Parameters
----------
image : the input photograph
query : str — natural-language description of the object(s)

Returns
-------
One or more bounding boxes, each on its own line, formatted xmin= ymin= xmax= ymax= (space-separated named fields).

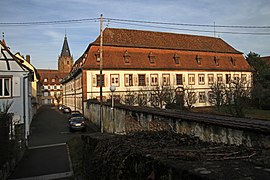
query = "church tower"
xmin=58 ymin=34 xmax=73 ymax=72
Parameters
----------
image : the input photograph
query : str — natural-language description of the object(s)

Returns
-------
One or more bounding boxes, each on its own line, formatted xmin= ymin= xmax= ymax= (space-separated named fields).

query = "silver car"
xmin=69 ymin=117 xmax=87 ymax=132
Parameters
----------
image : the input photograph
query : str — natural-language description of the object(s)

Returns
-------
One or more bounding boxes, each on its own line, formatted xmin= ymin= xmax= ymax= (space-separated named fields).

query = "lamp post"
xmin=110 ymin=85 xmax=116 ymax=133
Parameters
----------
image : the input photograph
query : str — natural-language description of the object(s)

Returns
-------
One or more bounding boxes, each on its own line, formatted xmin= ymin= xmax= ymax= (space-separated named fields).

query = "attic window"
xmin=95 ymin=50 xmax=100 ymax=62
xmin=230 ymin=57 xmax=236 ymax=66
xmin=214 ymin=56 xmax=220 ymax=66
xmin=123 ymin=50 xmax=130 ymax=63
xmin=196 ymin=55 xmax=202 ymax=65
xmin=148 ymin=52 xmax=155 ymax=64
xmin=173 ymin=53 xmax=180 ymax=64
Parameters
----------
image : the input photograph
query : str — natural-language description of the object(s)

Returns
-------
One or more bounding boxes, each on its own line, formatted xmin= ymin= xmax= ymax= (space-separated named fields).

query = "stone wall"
xmin=84 ymin=101 xmax=270 ymax=148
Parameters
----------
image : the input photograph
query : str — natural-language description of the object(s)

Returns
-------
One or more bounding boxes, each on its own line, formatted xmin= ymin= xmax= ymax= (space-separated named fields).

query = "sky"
xmin=0 ymin=0 xmax=270 ymax=69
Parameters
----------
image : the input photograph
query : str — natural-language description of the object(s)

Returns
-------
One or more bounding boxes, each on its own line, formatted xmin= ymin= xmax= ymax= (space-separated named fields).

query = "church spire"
xmin=60 ymin=33 xmax=71 ymax=57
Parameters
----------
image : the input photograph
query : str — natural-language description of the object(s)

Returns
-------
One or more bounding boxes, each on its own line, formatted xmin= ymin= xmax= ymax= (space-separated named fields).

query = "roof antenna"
xmin=65 ymin=29 xmax=67 ymax=38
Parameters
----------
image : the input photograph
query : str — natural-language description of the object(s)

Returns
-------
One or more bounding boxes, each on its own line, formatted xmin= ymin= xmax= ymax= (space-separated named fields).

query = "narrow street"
xmin=8 ymin=106 xmax=92 ymax=180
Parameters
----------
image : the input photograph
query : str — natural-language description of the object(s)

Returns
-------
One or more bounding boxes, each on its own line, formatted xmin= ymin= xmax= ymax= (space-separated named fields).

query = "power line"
xmin=0 ymin=18 xmax=99 ymax=26
xmin=105 ymin=18 xmax=270 ymax=29
xmin=109 ymin=21 xmax=270 ymax=35
xmin=1 ymin=17 xmax=270 ymax=35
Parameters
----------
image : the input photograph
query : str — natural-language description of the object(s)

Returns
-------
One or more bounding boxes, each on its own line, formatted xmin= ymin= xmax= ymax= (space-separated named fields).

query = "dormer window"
xmin=95 ymin=50 xmax=100 ymax=62
xmin=148 ymin=52 xmax=155 ymax=64
xmin=230 ymin=57 xmax=236 ymax=66
xmin=123 ymin=50 xmax=130 ymax=63
xmin=214 ymin=56 xmax=220 ymax=66
xmin=173 ymin=53 xmax=180 ymax=64
xmin=196 ymin=55 xmax=202 ymax=65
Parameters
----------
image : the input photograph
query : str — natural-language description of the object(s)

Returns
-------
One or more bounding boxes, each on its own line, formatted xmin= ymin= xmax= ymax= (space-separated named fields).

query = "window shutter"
xmin=133 ymin=74 xmax=138 ymax=86
xmin=13 ymin=76 xmax=20 ymax=96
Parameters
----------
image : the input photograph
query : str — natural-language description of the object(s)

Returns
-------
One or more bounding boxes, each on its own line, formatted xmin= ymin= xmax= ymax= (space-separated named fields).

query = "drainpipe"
xmin=23 ymin=72 xmax=33 ymax=147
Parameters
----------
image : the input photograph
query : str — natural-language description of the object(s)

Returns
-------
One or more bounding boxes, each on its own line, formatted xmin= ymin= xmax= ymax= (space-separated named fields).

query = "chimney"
xmin=26 ymin=55 xmax=30 ymax=63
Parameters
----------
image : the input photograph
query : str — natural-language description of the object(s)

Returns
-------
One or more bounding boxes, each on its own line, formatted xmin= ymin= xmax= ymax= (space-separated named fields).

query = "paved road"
xmin=8 ymin=106 xmax=91 ymax=180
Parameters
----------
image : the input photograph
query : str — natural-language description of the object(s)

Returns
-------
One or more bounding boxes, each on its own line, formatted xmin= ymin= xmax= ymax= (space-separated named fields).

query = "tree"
xmin=184 ymin=86 xmax=197 ymax=109
xmin=124 ymin=89 xmax=136 ymax=106
xmin=209 ymin=81 xmax=225 ymax=111
xmin=246 ymin=52 xmax=270 ymax=109
xmin=148 ymin=85 xmax=176 ymax=108
xmin=54 ymin=92 xmax=63 ymax=105
xmin=224 ymin=78 xmax=251 ymax=117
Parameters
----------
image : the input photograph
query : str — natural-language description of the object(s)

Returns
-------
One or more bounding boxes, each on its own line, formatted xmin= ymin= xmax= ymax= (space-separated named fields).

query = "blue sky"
xmin=1 ymin=0 xmax=270 ymax=69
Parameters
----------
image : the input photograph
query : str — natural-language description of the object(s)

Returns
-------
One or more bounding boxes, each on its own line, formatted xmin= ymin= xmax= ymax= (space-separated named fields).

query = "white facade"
xmin=0 ymin=41 xmax=32 ymax=139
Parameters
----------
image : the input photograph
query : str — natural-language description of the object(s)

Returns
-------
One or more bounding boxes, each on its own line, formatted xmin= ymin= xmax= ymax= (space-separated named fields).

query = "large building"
xmin=61 ymin=28 xmax=253 ymax=112
xmin=38 ymin=34 xmax=73 ymax=105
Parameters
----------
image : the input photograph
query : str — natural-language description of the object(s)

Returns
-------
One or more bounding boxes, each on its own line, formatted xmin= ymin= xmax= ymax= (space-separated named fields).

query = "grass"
xmin=67 ymin=136 xmax=85 ymax=179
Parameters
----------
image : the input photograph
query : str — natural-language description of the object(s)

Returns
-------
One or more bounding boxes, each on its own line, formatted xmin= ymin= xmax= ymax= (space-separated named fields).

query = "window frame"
xmin=110 ymin=74 xmax=120 ymax=87
xmin=96 ymin=74 xmax=105 ymax=87
xmin=138 ymin=74 xmax=146 ymax=86
xmin=199 ymin=91 xmax=206 ymax=103
xmin=208 ymin=74 xmax=214 ymax=85
xmin=176 ymin=74 xmax=183 ymax=85
xmin=198 ymin=74 xmax=205 ymax=85
xmin=217 ymin=74 xmax=223 ymax=84
xmin=188 ymin=74 xmax=195 ymax=85
xmin=150 ymin=74 xmax=159 ymax=86
xmin=0 ymin=77 xmax=12 ymax=98
xmin=162 ymin=74 xmax=170 ymax=86
xmin=124 ymin=74 xmax=133 ymax=87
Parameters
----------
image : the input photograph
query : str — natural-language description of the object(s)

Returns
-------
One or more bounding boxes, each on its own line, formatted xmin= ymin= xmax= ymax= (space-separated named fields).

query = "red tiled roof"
xmin=92 ymin=28 xmax=242 ymax=54
xmin=81 ymin=46 xmax=252 ymax=71
xmin=261 ymin=56 xmax=270 ymax=66
xmin=37 ymin=69 xmax=69 ymax=85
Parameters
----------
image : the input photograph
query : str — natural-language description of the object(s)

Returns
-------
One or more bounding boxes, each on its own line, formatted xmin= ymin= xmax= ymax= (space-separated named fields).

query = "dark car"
xmin=68 ymin=111 xmax=83 ymax=119
xmin=69 ymin=117 xmax=87 ymax=132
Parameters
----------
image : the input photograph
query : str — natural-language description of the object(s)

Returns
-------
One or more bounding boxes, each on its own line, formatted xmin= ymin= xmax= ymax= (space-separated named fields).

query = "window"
xmin=150 ymin=74 xmax=158 ymax=86
xmin=123 ymin=50 xmax=130 ymax=63
xmin=67 ymin=61 xmax=69 ymax=65
xmin=148 ymin=52 xmax=155 ymax=64
xmin=162 ymin=74 xmax=170 ymax=85
xmin=217 ymin=74 xmax=223 ymax=84
xmin=96 ymin=74 xmax=105 ymax=87
xmin=176 ymin=74 xmax=183 ymax=85
xmin=208 ymin=74 xmax=214 ymax=85
xmin=54 ymin=86 xmax=57 ymax=89
xmin=241 ymin=74 xmax=247 ymax=83
xmin=225 ymin=74 xmax=231 ymax=84
xmin=188 ymin=74 xmax=195 ymax=85
xmin=214 ymin=56 xmax=220 ymax=66
xmin=0 ymin=77 xmax=11 ymax=97
xmin=52 ymin=78 xmax=55 ymax=83
xmin=196 ymin=55 xmax=202 ymax=65
xmin=124 ymin=74 xmax=133 ymax=86
xmin=95 ymin=50 xmax=100 ymax=62
xmin=199 ymin=92 xmax=206 ymax=103
xmin=233 ymin=74 xmax=240 ymax=81
xmin=44 ymin=78 xmax=48 ymax=82
xmin=138 ymin=74 xmax=146 ymax=86
xmin=111 ymin=74 xmax=119 ymax=87
xmin=173 ymin=53 xmax=180 ymax=64
xmin=230 ymin=57 xmax=236 ymax=66
xmin=48 ymin=86 xmax=50 ymax=90
xmin=198 ymin=74 xmax=205 ymax=85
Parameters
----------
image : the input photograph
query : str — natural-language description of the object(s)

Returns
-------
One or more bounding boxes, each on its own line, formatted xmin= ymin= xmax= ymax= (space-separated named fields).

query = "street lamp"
xmin=110 ymin=85 xmax=116 ymax=109
xmin=110 ymin=85 xmax=116 ymax=133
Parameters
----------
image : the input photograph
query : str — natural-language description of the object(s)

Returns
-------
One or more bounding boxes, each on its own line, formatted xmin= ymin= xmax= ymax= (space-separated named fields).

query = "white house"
xmin=0 ymin=40 xmax=33 ymax=141
xmin=61 ymin=28 xmax=253 ymax=113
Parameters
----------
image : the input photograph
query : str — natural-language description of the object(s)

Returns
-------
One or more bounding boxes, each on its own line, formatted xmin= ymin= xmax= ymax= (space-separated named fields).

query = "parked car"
xmin=58 ymin=104 xmax=64 ymax=111
xmin=62 ymin=106 xmax=71 ymax=113
xmin=69 ymin=117 xmax=87 ymax=132
xmin=68 ymin=111 xmax=83 ymax=120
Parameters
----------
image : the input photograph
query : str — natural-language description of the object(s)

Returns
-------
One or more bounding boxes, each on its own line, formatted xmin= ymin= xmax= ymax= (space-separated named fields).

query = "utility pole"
xmin=99 ymin=14 xmax=104 ymax=133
